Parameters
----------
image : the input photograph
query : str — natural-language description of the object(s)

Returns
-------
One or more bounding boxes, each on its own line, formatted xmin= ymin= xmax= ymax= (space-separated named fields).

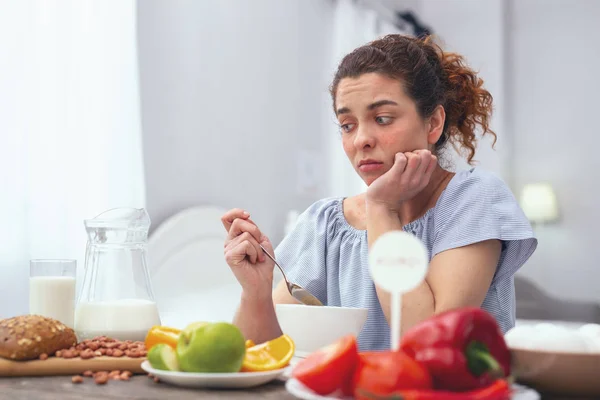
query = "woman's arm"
xmin=232 ymin=280 xmax=298 ymax=344
xmin=366 ymin=202 xmax=501 ymax=335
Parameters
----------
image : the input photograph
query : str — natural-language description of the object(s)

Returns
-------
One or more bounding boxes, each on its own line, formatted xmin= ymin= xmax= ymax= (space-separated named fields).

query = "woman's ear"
xmin=427 ymin=105 xmax=445 ymax=145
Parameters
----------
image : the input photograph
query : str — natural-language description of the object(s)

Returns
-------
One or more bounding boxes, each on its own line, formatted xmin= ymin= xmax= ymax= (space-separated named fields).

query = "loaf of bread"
xmin=0 ymin=315 xmax=77 ymax=361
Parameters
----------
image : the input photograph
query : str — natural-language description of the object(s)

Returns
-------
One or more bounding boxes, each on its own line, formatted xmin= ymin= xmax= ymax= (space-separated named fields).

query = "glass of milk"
xmin=29 ymin=259 xmax=77 ymax=328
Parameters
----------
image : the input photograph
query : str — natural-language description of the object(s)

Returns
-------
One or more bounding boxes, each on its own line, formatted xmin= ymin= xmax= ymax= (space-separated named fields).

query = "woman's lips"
xmin=358 ymin=162 xmax=384 ymax=172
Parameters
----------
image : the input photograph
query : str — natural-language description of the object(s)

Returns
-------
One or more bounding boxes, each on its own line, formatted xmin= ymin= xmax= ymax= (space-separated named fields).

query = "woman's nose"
xmin=353 ymin=125 xmax=375 ymax=149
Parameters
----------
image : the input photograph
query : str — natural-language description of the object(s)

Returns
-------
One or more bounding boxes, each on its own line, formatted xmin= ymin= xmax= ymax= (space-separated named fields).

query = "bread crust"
xmin=0 ymin=315 xmax=77 ymax=361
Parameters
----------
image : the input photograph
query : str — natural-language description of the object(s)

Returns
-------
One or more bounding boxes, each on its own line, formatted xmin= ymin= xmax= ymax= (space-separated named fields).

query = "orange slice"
xmin=144 ymin=325 xmax=181 ymax=351
xmin=245 ymin=339 xmax=256 ymax=348
xmin=241 ymin=334 xmax=295 ymax=372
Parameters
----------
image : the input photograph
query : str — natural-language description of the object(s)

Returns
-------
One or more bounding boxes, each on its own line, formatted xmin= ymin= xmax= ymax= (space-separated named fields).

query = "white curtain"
xmin=0 ymin=0 xmax=145 ymax=318
xmin=326 ymin=0 xmax=411 ymax=198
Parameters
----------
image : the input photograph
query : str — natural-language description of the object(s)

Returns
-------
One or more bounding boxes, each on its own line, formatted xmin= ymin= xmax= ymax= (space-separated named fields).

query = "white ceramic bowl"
xmin=275 ymin=304 xmax=368 ymax=358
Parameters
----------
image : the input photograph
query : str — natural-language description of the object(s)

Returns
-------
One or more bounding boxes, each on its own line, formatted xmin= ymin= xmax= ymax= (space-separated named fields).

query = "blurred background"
xmin=1 ymin=0 xmax=598 ymax=323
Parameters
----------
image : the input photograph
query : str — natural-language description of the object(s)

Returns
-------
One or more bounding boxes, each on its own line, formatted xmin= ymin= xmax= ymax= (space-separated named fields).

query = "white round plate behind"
xmin=141 ymin=360 xmax=288 ymax=389
xmin=285 ymin=378 xmax=541 ymax=400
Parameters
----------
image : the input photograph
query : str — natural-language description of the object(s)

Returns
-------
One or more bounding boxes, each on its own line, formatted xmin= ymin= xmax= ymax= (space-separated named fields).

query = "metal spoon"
xmin=259 ymin=244 xmax=323 ymax=306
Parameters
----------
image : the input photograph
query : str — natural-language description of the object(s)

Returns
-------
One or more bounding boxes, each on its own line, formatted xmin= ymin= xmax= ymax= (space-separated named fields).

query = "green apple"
xmin=181 ymin=321 xmax=209 ymax=336
xmin=147 ymin=343 xmax=179 ymax=371
xmin=176 ymin=322 xmax=246 ymax=373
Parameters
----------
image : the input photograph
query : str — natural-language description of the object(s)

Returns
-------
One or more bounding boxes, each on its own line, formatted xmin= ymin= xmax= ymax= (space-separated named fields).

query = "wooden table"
xmin=0 ymin=375 xmax=594 ymax=400
xmin=0 ymin=375 xmax=296 ymax=399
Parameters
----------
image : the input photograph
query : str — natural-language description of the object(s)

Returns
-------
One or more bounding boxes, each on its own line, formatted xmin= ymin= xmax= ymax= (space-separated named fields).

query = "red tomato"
xmin=292 ymin=335 xmax=359 ymax=395
xmin=353 ymin=351 xmax=433 ymax=399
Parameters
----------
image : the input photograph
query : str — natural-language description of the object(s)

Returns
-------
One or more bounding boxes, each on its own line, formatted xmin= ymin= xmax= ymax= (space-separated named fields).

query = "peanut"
xmin=83 ymin=370 xmax=94 ymax=377
xmin=118 ymin=343 xmax=127 ymax=351
xmin=80 ymin=350 xmax=94 ymax=360
xmin=55 ymin=350 xmax=62 ymax=358
xmin=129 ymin=350 xmax=140 ymax=358
xmin=94 ymin=373 xmax=108 ymax=385
xmin=39 ymin=353 xmax=48 ymax=361
xmin=106 ymin=349 xmax=114 ymax=356
xmin=62 ymin=350 xmax=74 ymax=359
xmin=72 ymin=375 xmax=84 ymax=384
xmin=119 ymin=372 xmax=130 ymax=381
xmin=112 ymin=349 xmax=124 ymax=357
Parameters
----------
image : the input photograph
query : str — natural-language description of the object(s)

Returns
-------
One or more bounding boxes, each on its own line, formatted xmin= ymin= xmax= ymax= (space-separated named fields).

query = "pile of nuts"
xmin=54 ymin=336 xmax=147 ymax=360
xmin=46 ymin=336 xmax=150 ymax=385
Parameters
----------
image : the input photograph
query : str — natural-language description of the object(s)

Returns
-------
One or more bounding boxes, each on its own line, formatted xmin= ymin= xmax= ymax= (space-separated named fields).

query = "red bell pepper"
xmin=399 ymin=307 xmax=510 ymax=391
xmin=356 ymin=379 xmax=511 ymax=400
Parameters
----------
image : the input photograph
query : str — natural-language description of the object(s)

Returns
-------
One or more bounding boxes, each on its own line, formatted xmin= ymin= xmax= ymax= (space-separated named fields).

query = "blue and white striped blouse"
xmin=274 ymin=168 xmax=537 ymax=351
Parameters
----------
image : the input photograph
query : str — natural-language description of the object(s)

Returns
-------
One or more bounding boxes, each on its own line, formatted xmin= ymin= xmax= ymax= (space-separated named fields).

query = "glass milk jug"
xmin=74 ymin=208 xmax=160 ymax=341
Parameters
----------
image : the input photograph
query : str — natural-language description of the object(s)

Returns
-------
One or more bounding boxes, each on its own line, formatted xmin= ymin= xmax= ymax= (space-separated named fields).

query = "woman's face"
xmin=335 ymin=73 xmax=443 ymax=186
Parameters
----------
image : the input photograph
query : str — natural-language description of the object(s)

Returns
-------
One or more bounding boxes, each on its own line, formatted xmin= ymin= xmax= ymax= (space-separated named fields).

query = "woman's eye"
xmin=340 ymin=123 xmax=355 ymax=133
xmin=375 ymin=116 xmax=393 ymax=125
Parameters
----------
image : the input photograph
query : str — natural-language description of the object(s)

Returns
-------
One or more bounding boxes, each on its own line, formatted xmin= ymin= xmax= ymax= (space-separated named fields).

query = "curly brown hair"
xmin=330 ymin=34 xmax=496 ymax=164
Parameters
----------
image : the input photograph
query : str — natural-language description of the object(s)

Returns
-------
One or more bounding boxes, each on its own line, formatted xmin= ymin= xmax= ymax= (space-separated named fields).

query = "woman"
xmin=221 ymin=34 xmax=537 ymax=351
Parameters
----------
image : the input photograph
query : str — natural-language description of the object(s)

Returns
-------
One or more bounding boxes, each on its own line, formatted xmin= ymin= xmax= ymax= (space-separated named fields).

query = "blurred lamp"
xmin=519 ymin=183 xmax=559 ymax=224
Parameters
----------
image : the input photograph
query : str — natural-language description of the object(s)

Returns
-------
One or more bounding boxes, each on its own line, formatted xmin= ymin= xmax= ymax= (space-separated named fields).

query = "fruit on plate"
xmin=176 ymin=322 xmax=246 ymax=373
xmin=292 ymin=334 xmax=359 ymax=395
xmin=352 ymin=351 xmax=432 ymax=398
xmin=241 ymin=334 xmax=295 ymax=372
xmin=147 ymin=343 xmax=180 ymax=371
xmin=144 ymin=325 xmax=182 ymax=351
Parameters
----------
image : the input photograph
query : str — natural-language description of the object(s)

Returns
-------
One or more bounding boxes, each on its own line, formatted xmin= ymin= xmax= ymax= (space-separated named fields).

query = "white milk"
xmin=74 ymin=298 xmax=161 ymax=341
xmin=29 ymin=276 xmax=76 ymax=328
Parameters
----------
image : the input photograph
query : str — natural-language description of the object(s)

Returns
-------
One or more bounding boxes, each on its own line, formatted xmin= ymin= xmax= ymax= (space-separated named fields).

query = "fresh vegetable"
xmin=292 ymin=334 xmax=359 ymax=395
xmin=356 ymin=378 xmax=511 ymax=400
xmin=400 ymin=307 xmax=510 ymax=391
xmin=241 ymin=334 xmax=295 ymax=372
xmin=144 ymin=325 xmax=181 ymax=350
xmin=352 ymin=351 xmax=432 ymax=398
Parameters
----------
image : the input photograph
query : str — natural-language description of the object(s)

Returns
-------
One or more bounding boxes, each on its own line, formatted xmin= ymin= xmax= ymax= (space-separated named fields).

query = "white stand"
xmin=391 ymin=292 xmax=401 ymax=351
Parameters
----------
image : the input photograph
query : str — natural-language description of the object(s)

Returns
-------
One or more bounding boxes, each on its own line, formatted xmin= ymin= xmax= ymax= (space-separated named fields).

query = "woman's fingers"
xmin=401 ymin=151 xmax=421 ymax=185
xmin=225 ymin=231 xmax=264 ymax=263
xmin=412 ymin=150 xmax=431 ymax=176
xmin=225 ymin=239 xmax=259 ymax=266
xmin=221 ymin=208 xmax=250 ymax=231
xmin=227 ymin=217 xmax=263 ymax=242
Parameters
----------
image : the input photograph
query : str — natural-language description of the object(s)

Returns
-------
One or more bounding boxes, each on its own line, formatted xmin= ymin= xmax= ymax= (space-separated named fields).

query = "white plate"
xmin=141 ymin=360 xmax=289 ymax=389
xmin=285 ymin=378 xmax=541 ymax=400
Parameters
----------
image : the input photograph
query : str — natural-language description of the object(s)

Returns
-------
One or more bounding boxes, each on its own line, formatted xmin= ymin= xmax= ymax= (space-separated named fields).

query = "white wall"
xmin=508 ymin=0 xmax=600 ymax=302
xmin=137 ymin=0 xmax=335 ymax=244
